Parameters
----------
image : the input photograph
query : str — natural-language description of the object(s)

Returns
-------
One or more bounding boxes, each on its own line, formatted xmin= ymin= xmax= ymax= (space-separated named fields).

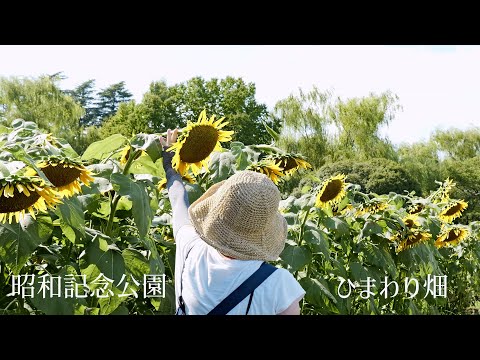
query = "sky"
xmin=0 ymin=45 xmax=479 ymax=146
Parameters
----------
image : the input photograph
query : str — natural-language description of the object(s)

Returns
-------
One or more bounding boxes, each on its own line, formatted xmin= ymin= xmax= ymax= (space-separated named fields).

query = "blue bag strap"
xmin=208 ymin=262 xmax=277 ymax=315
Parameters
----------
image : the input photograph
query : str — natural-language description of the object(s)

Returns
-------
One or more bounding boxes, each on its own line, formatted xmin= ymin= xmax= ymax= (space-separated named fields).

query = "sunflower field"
xmin=1 ymin=112 xmax=479 ymax=315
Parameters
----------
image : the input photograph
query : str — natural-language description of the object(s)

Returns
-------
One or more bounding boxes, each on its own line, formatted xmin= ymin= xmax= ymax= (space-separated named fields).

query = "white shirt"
xmin=174 ymin=224 xmax=306 ymax=315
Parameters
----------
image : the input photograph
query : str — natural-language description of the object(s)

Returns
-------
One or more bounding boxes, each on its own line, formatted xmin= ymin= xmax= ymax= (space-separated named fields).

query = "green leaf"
xmin=208 ymin=151 xmax=236 ymax=182
xmin=359 ymin=221 xmax=383 ymax=239
xmin=263 ymin=121 xmax=280 ymax=142
xmin=142 ymin=236 xmax=165 ymax=275
xmin=56 ymin=197 xmax=85 ymax=242
xmin=279 ymin=244 xmax=312 ymax=272
xmin=283 ymin=212 xmax=297 ymax=226
xmin=0 ymin=162 xmax=10 ymax=177
xmin=350 ymin=262 xmax=368 ymax=283
xmin=303 ymin=228 xmax=330 ymax=258
xmin=300 ymin=277 xmax=337 ymax=306
xmin=185 ymin=183 xmax=204 ymax=204
xmin=82 ymin=236 xmax=126 ymax=285
xmin=123 ymin=249 xmax=151 ymax=280
xmin=323 ymin=217 xmax=349 ymax=237
xmin=155 ymin=283 xmax=176 ymax=314
xmin=362 ymin=242 xmax=397 ymax=278
xmin=81 ymin=134 xmax=127 ymax=161
xmin=130 ymin=133 xmax=163 ymax=163
xmin=129 ymin=154 xmax=165 ymax=178
xmin=4 ymin=144 xmax=52 ymax=185
xmin=111 ymin=173 xmax=153 ymax=239
xmin=98 ymin=285 xmax=128 ymax=315
xmin=29 ymin=266 xmax=84 ymax=315
xmin=0 ymin=215 xmax=53 ymax=274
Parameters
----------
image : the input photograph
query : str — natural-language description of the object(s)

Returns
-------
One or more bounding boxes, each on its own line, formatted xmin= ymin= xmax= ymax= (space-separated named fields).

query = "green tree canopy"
xmin=0 ymin=74 xmax=84 ymax=150
xmin=304 ymin=158 xmax=421 ymax=196
xmin=64 ymin=79 xmax=97 ymax=127
xmin=397 ymin=141 xmax=442 ymax=195
xmin=100 ymin=76 xmax=276 ymax=145
xmin=329 ymin=90 xmax=400 ymax=161
xmin=95 ymin=81 xmax=133 ymax=125
xmin=442 ymin=156 xmax=480 ymax=223
xmin=273 ymin=86 xmax=332 ymax=168
xmin=432 ymin=127 xmax=480 ymax=161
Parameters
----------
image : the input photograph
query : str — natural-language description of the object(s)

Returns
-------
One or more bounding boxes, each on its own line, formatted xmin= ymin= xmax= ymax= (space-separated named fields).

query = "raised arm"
xmin=160 ymin=129 xmax=191 ymax=238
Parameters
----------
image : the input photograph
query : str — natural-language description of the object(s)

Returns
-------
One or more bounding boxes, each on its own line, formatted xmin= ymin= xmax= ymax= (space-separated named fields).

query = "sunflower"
xmin=315 ymin=174 xmax=347 ymax=208
xmin=266 ymin=153 xmax=312 ymax=176
xmin=438 ymin=200 xmax=468 ymax=223
xmin=432 ymin=178 xmax=456 ymax=203
xmin=120 ymin=145 xmax=131 ymax=166
xmin=246 ymin=160 xmax=285 ymax=185
xmin=166 ymin=110 xmax=234 ymax=176
xmin=25 ymin=156 xmax=94 ymax=198
xmin=157 ymin=173 xmax=196 ymax=191
xmin=396 ymin=230 xmax=432 ymax=252
xmin=0 ymin=176 xmax=62 ymax=224
xmin=119 ymin=145 xmax=143 ymax=166
xmin=435 ymin=226 xmax=469 ymax=248
xmin=402 ymin=214 xmax=420 ymax=229
xmin=407 ymin=203 xmax=424 ymax=215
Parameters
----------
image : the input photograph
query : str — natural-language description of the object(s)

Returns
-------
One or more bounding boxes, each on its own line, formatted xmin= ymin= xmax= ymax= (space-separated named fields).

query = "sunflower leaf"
xmin=303 ymin=228 xmax=330 ymax=259
xmin=130 ymin=133 xmax=163 ymax=163
xmin=300 ymin=277 xmax=338 ymax=306
xmin=262 ymin=122 xmax=280 ymax=142
xmin=279 ymin=244 xmax=312 ymax=272
xmin=111 ymin=173 xmax=153 ymax=239
xmin=56 ymin=197 xmax=86 ymax=242
xmin=208 ymin=151 xmax=236 ymax=182
xmin=81 ymin=134 xmax=127 ymax=161
xmin=3 ymin=144 xmax=52 ymax=185
xmin=81 ymin=236 xmax=126 ymax=285
xmin=0 ymin=214 xmax=53 ymax=274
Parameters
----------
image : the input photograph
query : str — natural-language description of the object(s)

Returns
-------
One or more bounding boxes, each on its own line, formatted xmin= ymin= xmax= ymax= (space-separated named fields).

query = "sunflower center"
xmin=319 ymin=179 xmax=343 ymax=203
xmin=42 ymin=164 xmax=81 ymax=187
xmin=444 ymin=203 xmax=463 ymax=216
xmin=284 ymin=158 xmax=298 ymax=172
xmin=179 ymin=125 xmax=219 ymax=163
xmin=405 ymin=219 xmax=415 ymax=228
xmin=445 ymin=230 xmax=461 ymax=242
xmin=406 ymin=232 xmax=424 ymax=246
xmin=409 ymin=204 xmax=423 ymax=214
xmin=0 ymin=186 xmax=41 ymax=213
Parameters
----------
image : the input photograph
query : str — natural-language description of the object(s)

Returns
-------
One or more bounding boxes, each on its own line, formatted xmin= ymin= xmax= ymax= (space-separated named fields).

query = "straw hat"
xmin=188 ymin=170 xmax=287 ymax=261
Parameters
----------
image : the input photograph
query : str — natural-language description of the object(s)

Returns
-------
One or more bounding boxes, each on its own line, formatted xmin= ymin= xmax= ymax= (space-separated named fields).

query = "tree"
xmin=100 ymin=101 xmax=148 ymax=139
xmin=272 ymin=86 xmax=333 ymax=168
xmin=116 ymin=76 xmax=276 ymax=145
xmin=442 ymin=156 xmax=480 ymax=223
xmin=140 ymin=80 xmax=185 ymax=132
xmin=0 ymin=74 xmax=84 ymax=150
xmin=301 ymin=158 xmax=421 ymax=196
xmin=329 ymin=91 xmax=400 ymax=161
xmin=64 ymin=79 xmax=97 ymax=127
xmin=432 ymin=127 xmax=480 ymax=161
xmin=177 ymin=76 xmax=276 ymax=145
xmin=95 ymin=81 xmax=132 ymax=125
xmin=397 ymin=141 xmax=442 ymax=196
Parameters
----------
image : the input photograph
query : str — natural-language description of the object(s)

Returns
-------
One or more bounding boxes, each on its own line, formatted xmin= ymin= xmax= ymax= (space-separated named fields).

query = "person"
xmin=159 ymin=129 xmax=305 ymax=315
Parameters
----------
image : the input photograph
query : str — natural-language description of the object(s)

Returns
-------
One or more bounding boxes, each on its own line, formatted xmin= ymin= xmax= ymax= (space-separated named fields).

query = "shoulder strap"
xmin=208 ymin=262 xmax=277 ymax=315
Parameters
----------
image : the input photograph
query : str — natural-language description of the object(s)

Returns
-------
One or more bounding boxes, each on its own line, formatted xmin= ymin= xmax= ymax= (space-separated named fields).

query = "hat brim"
xmin=188 ymin=180 xmax=287 ymax=261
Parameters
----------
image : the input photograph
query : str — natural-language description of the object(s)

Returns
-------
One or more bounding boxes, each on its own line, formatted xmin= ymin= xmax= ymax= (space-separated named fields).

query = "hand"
xmin=159 ymin=128 xmax=179 ymax=150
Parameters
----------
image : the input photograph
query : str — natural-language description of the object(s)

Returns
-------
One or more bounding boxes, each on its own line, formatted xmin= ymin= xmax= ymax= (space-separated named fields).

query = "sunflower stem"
xmin=298 ymin=207 xmax=311 ymax=246
xmin=105 ymin=150 xmax=139 ymax=237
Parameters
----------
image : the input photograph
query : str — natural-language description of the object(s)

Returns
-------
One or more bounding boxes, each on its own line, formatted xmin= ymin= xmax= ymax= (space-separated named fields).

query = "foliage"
xmin=0 ymin=75 xmax=84 ymax=152
xmin=302 ymin=158 xmax=421 ymax=196
xmin=100 ymin=76 xmax=278 ymax=146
